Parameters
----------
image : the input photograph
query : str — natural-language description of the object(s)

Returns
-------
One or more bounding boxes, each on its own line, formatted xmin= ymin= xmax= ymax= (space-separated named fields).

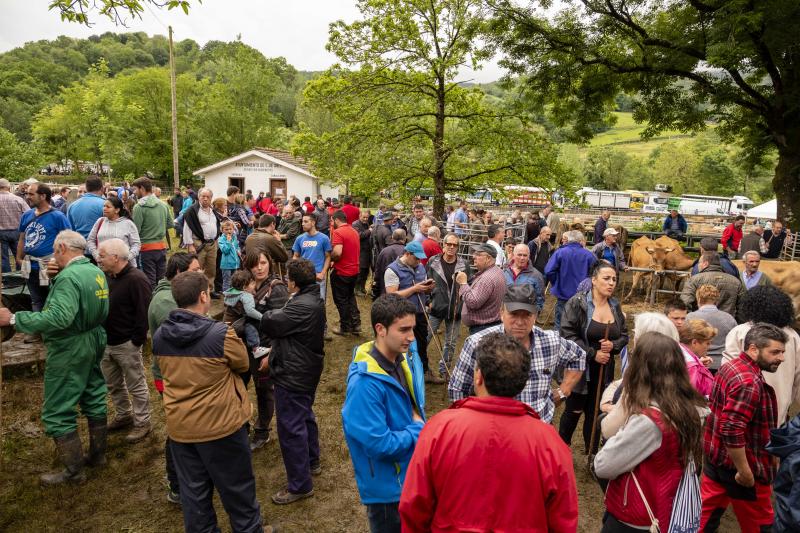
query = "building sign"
xmin=234 ymin=161 xmax=277 ymax=171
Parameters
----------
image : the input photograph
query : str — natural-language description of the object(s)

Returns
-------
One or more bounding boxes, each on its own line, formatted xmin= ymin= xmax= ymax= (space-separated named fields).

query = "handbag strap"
xmin=630 ymin=471 xmax=660 ymax=532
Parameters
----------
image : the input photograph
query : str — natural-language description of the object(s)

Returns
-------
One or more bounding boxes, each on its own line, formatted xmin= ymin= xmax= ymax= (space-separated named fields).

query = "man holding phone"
xmin=385 ymin=241 xmax=442 ymax=383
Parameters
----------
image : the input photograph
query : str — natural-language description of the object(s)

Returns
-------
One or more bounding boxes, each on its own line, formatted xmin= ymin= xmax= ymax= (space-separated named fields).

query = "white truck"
xmin=578 ymin=188 xmax=632 ymax=209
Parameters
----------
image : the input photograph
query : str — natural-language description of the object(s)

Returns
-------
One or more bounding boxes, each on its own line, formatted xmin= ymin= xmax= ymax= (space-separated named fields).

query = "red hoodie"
xmin=400 ymin=396 xmax=578 ymax=532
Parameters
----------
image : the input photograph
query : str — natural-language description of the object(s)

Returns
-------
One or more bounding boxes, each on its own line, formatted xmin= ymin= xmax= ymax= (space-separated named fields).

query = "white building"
xmin=193 ymin=148 xmax=339 ymax=201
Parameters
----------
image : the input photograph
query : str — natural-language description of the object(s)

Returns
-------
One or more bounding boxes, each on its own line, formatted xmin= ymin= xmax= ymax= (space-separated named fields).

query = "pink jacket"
xmin=681 ymin=344 xmax=714 ymax=397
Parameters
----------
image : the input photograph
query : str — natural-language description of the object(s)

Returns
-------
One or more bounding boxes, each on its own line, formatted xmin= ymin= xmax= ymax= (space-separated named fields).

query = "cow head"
xmin=645 ymin=245 xmax=675 ymax=271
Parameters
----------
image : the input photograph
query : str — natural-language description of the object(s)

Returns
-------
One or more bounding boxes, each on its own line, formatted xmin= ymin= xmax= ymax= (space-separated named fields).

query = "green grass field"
xmin=583 ymin=112 xmax=693 ymax=158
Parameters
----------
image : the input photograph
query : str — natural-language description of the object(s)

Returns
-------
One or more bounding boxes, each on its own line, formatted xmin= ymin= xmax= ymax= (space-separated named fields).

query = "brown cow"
xmin=732 ymin=259 xmax=800 ymax=319
xmin=625 ymin=235 xmax=694 ymax=301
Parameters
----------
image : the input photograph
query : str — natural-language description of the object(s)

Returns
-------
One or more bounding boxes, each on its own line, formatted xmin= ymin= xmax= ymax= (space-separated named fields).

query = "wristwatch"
xmin=9 ymin=313 xmax=15 ymax=326
xmin=556 ymin=388 xmax=567 ymax=401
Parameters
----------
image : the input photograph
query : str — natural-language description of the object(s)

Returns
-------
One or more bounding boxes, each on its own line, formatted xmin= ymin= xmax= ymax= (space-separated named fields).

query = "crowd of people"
xmin=0 ymin=176 xmax=799 ymax=533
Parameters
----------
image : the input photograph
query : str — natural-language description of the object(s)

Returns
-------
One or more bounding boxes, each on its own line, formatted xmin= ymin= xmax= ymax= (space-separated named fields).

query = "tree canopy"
xmin=490 ymin=0 xmax=800 ymax=226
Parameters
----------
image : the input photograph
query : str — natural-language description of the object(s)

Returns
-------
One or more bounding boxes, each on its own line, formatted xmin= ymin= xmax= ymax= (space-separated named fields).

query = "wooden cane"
xmin=587 ymin=320 xmax=611 ymax=458
xmin=0 ymin=272 xmax=4 ymax=470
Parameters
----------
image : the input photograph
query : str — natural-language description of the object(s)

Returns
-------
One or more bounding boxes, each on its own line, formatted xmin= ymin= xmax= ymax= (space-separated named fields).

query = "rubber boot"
xmin=40 ymin=431 xmax=87 ymax=485
xmin=85 ymin=417 xmax=107 ymax=468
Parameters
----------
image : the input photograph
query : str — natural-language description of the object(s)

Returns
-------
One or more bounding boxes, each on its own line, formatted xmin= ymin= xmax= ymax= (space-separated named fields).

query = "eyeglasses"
xmin=444 ymin=242 xmax=458 ymax=247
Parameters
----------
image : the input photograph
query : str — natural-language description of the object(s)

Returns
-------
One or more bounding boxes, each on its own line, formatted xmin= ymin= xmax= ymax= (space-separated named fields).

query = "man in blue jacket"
xmin=663 ymin=209 xmax=688 ymax=239
xmin=342 ymin=294 xmax=426 ymax=533
xmin=67 ymin=176 xmax=105 ymax=239
xmin=544 ymin=230 xmax=596 ymax=331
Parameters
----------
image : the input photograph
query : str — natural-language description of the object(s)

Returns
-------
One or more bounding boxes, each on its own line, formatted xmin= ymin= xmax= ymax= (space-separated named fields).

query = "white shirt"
xmin=488 ymin=239 xmax=506 ymax=267
xmin=183 ymin=206 xmax=218 ymax=245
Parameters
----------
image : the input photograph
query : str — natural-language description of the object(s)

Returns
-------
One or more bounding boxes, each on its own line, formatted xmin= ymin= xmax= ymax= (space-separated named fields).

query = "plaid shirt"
xmin=459 ymin=265 xmax=507 ymax=326
xmin=447 ymin=325 xmax=586 ymax=423
xmin=703 ymin=352 xmax=778 ymax=484
xmin=0 ymin=191 xmax=30 ymax=230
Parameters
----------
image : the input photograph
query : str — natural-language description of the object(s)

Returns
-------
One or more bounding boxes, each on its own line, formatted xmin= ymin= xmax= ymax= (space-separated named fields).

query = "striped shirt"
xmin=459 ymin=265 xmax=506 ymax=326
xmin=448 ymin=325 xmax=586 ymax=423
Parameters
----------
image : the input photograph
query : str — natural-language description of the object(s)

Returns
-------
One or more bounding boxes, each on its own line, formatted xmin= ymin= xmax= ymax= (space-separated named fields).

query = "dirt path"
xmin=0 ymin=291 xmax=740 ymax=532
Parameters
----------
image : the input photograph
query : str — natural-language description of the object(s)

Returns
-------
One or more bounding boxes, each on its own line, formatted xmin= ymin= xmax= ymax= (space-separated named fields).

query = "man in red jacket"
xmin=340 ymin=195 xmax=361 ymax=225
xmin=721 ymin=215 xmax=746 ymax=259
xmin=399 ymin=332 xmax=578 ymax=532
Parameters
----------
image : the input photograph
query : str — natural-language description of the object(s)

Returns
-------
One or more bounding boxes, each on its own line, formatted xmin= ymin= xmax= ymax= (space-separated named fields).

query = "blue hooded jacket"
xmin=342 ymin=340 xmax=426 ymax=504
xmin=662 ymin=213 xmax=688 ymax=233
xmin=767 ymin=414 xmax=800 ymax=532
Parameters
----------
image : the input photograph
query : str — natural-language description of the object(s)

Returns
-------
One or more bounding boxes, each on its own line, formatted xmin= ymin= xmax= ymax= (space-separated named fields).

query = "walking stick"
xmin=416 ymin=291 xmax=445 ymax=367
xmin=587 ymin=320 xmax=611 ymax=461
xmin=0 ymin=273 xmax=4 ymax=470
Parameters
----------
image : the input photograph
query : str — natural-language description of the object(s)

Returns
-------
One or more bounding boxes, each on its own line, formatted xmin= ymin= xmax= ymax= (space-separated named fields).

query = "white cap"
xmin=603 ymin=228 xmax=619 ymax=237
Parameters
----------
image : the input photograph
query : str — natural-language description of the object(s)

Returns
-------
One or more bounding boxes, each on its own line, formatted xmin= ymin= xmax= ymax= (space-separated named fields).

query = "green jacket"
xmin=147 ymin=277 xmax=176 ymax=382
xmin=16 ymin=256 xmax=109 ymax=354
xmin=133 ymin=195 xmax=173 ymax=245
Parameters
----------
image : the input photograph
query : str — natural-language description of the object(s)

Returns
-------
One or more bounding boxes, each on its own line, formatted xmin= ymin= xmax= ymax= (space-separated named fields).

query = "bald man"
xmin=503 ymin=244 xmax=545 ymax=312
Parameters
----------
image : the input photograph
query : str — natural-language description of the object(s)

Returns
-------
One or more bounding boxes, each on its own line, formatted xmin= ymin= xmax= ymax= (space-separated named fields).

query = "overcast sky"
xmin=0 ymin=0 xmax=504 ymax=83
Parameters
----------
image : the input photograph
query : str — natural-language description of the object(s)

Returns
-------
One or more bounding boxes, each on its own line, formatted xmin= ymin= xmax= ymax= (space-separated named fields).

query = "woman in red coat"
xmin=594 ymin=331 xmax=707 ymax=532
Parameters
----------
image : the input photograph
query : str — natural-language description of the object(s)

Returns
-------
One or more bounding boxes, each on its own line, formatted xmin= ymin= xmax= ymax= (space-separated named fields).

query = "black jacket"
xmin=374 ymin=243 xmax=406 ymax=296
xmin=106 ymin=264 xmax=152 ymax=347
xmin=560 ymin=290 xmax=628 ymax=393
xmin=260 ymin=283 xmax=325 ymax=393
xmin=352 ymin=219 xmax=373 ymax=268
xmin=427 ymin=253 xmax=471 ymax=320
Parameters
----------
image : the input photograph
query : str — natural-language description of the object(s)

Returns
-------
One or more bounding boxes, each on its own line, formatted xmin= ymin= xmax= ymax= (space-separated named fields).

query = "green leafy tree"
xmin=0 ymin=126 xmax=43 ymax=181
xmin=491 ymin=0 xmax=800 ymax=226
xmin=296 ymin=0 xmax=571 ymax=215
xmin=49 ymin=0 xmax=194 ymax=25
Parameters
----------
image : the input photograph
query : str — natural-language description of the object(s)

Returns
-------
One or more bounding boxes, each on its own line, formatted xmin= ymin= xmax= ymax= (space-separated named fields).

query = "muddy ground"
xmin=0 ymin=272 xmax=741 ymax=532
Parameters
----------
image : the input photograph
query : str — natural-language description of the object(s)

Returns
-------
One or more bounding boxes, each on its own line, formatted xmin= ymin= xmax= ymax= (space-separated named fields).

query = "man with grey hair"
xmin=183 ymin=187 xmax=220 ymax=295
xmin=0 ymin=177 xmax=30 ymax=272
xmin=545 ymin=230 xmax=597 ymax=331
xmin=421 ymin=225 xmax=442 ymax=266
xmin=96 ymin=238 xmax=153 ymax=443
xmin=0 ymin=230 xmax=109 ymax=484
xmin=740 ymin=250 xmax=772 ymax=289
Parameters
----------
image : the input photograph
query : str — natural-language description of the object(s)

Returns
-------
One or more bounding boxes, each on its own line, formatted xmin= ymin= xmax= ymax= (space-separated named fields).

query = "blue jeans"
xmin=221 ymin=269 xmax=235 ymax=293
xmin=0 ymin=229 xmax=19 ymax=273
xmin=554 ymin=298 xmax=568 ymax=332
xmin=366 ymin=502 xmax=401 ymax=533
xmin=27 ymin=274 xmax=50 ymax=312
xmin=428 ymin=315 xmax=461 ymax=377
xmin=243 ymin=323 xmax=260 ymax=350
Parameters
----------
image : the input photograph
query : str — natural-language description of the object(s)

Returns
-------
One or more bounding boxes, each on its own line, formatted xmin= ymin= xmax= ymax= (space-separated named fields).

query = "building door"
xmin=270 ymin=179 xmax=287 ymax=200
xmin=228 ymin=177 xmax=244 ymax=193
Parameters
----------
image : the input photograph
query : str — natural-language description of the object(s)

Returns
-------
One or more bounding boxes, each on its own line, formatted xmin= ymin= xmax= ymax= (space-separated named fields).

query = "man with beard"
xmin=701 ymin=323 xmax=787 ymax=532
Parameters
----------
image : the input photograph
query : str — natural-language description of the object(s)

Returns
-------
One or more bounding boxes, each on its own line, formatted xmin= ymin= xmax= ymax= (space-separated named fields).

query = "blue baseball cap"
xmin=405 ymin=241 xmax=427 ymax=259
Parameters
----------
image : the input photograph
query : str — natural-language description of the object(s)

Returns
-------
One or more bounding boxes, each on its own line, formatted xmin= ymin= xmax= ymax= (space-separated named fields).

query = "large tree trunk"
xmin=773 ymin=147 xmax=800 ymax=231
xmin=432 ymin=78 xmax=447 ymax=220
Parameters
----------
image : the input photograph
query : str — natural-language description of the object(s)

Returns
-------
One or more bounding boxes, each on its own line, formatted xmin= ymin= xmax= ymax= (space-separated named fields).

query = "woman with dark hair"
xmin=559 ymin=260 xmax=629 ymax=453
xmin=595 ymin=331 xmax=707 ymax=532
xmin=242 ymin=250 xmax=289 ymax=451
xmin=87 ymin=195 xmax=141 ymax=264
xmin=723 ymin=284 xmax=800 ymax=423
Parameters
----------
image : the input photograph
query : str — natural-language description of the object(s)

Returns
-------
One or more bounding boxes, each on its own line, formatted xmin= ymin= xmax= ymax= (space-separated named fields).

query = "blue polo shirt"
xmin=67 ymin=193 xmax=105 ymax=238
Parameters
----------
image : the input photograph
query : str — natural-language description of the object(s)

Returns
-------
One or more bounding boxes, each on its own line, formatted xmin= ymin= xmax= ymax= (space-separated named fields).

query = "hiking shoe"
xmin=107 ymin=414 xmax=134 ymax=432
xmin=250 ymin=434 xmax=271 ymax=452
xmin=167 ymin=490 xmax=181 ymax=505
xmin=324 ymin=332 xmax=333 ymax=341
xmin=310 ymin=462 xmax=322 ymax=476
xmin=424 ymin=370 xmax=445 ymax=384
xmin=350 ymin=327 xmax=362 ymax=337
xmin=331 ymin=327 xmax=349 ymax=336
xmin=125 ymin=422 xmax=151 ymax=444
xmin=271 ymin=488 xmax=314 ymax=505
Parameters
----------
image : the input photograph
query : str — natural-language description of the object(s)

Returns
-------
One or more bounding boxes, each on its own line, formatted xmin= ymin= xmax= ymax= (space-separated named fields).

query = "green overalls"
xmin=15 ymin=257 xmax=109 ymax=437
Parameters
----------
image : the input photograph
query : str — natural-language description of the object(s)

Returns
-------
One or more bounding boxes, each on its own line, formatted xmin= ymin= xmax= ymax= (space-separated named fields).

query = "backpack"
xmin=667 ymin=458 xmax=701 ymax=533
